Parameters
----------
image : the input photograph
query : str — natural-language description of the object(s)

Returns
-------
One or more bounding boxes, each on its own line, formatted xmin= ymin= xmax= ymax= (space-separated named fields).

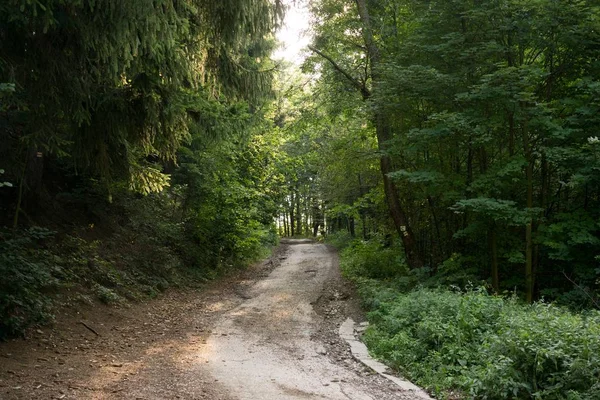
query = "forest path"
xmin=0 ymin=240 xmax=417 ymax=400
xmin=204 ymin=239 xmax=414 ymax=399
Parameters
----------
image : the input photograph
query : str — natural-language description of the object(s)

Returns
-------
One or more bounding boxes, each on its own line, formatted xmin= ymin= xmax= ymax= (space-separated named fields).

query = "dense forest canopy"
xmin=2 ymin=0 xmax=600 ymax=398
xmin=274 ymin=0 xmax=600 ymax=306
xmin=1 ymin=0 xmax=597 ymax=326
xmin=1 ymin=0 xmax=283 ymax=202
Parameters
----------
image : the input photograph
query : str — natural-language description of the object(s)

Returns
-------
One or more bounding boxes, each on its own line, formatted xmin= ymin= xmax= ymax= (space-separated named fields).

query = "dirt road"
xmin=0 ymin=240 xmax=422 ymax=399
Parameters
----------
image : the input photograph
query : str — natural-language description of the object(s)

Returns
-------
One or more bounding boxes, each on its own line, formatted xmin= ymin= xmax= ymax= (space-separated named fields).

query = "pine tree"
xmin=0 ymin=0 xmax=283 ymax=213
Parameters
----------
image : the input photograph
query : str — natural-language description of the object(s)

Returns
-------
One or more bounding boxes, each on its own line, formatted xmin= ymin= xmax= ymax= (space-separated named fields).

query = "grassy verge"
xmin=333 ymin=235 xmax=600 ymax=399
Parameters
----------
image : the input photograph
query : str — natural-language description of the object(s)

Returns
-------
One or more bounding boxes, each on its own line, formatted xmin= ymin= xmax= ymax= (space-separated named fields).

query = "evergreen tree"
xmin=0 ymin=0 xmax=283 ymax=222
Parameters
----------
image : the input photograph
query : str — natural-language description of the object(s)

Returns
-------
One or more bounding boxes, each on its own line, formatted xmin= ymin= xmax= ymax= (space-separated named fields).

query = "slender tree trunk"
xmin=523 ymin=125 xmax=534 ymax=303
xmin=303 ymin=193 xmax=310 ymax=234
xmin=427 ymin=195 xmax=443 ymax=266
xmin=312 ymin=198 xmax=320 ymax=237
xmin=379 ymin=147 xmax=423 ymax=268
xmin=13 ymin=154 xmax=28 ymax=229
xmin=361 ymin=214 xmax=367 ymax=239
xmin=13 ymin=148 xmax=44 ymax=228
xmin=466 ymin=144 xmax=474 ymax=186
xmin=508 ymin=112 xmax=516 ymax=157
xmin=479 ymin=146 xmax=488 ymax=173
xmin=358 ymin=174 xmax=368 ymax=239
xmin=525 ymin=201 xmax=534 ymax=302
xmin=535 ymin=152 xmax=549 ymax=291
xmin=354 ymin=0 xmax=424 ymax=269
xmin=290 ymin=192 xmax=295 ymax=237
xmin=489 ymin=224 xmax=499 ymax=293
xmin=295 ymin=187 xmax=302 ymax=236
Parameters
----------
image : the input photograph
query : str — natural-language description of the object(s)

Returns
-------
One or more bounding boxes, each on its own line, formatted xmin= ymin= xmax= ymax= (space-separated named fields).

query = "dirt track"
xmin=0 ymin=239 xmax=420 ymax=399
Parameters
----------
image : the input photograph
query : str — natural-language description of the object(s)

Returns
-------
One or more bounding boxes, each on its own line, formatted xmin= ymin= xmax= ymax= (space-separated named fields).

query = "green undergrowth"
xmin=361 ymin=286 xmax=600 ymax=399
xmin=324 ymin=231 xmax=355 ymax=250
xmin=337 ymin=237 xmax=600 ymax=399
xmin=0 ymin=192 xmax=276 ymax=340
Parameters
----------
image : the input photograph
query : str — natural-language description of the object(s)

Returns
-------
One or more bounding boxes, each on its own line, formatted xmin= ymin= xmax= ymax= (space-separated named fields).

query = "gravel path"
xmin=0 ymin=239 xmax=425 ymax=399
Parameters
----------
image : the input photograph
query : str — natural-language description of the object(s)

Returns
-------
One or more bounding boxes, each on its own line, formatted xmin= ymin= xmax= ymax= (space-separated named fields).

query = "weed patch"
xmin=360 ymin=287 xmax=600 ymax=399
xmin=339 ymin=238 xmax=600 ymax=399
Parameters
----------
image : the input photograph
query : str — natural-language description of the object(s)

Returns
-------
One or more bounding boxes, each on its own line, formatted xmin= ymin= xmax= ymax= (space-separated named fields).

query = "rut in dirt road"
xmin=203 ymin=239 xmax=420 ymax=400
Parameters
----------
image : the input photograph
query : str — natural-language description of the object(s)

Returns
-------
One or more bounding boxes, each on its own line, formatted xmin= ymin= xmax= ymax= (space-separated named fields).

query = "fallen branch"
xmin=79 ymin=321 xmax=100 ymax=336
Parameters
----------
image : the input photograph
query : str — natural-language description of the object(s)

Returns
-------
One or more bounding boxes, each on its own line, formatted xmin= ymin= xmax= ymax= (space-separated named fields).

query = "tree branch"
xmin=562 ymin=271 xmax=600 ymax=310
xmin=307 ymin=45 xmax=371 ymax=99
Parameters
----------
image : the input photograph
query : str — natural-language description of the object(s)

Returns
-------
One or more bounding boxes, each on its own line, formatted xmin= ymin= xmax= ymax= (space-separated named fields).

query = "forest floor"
xmin=0 ymin=239 xmax=421 ymax=399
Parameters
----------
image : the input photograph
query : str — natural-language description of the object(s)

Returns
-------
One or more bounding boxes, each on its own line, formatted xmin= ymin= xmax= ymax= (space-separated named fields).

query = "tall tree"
xmin=307 ymin=0 xmax=424 ymax=268
xmin=0 ymin=0 xmax=283 ymax=224
xmin=304 ymin=0 xmax=600 ymax=302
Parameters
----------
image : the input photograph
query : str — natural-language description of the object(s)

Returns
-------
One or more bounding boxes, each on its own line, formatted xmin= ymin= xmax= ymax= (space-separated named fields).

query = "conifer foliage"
xmin=0 ymin=0 xmax=283 ymax=194
xmin=0 ymin=0 xmax=284 ymax=337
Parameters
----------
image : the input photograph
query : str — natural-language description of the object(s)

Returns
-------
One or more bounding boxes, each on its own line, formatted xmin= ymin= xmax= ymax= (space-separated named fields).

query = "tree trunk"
xmin=13 ymin=148 xmax=44 ymax=228
xmin=283 ymin=209 xmax=289 ymax=237
xmin=523 ymin=127 xmax=534 ymax=303
xmin=312 ymin=198 xmax=321 ymax=237
xmin=508 ymin=112 xmax=516 ymax=157
xmin=295 ymin=187 xmax=302 ymax=236
xmin=349 ymin=216 xmax=355 ymax=237
xmin=379 ymin=146 xmax=423 ymax=268
xmin=358 ymin=174 xmax=368 ymax=239
xmin=427 ymin=195 xmax=443 ymax=266
xmin=354 ymin=0 xmax=424 ymax=269
xmin=289 ymin=192 xmax=295 ymax=237
xmin=489 ymin=224 xmax=499 ymax=293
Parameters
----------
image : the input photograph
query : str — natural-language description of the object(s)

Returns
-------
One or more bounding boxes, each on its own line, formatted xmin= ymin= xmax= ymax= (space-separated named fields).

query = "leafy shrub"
xmin=340 ymin=237 xmax=409 ymax=280
xmin=428 ymin=253 xmax=482 ymax=288
xmin=0 ymin=228 xmax=59 ymax=338
xmin=231 ymin=220 xmax=277 ymax=265
xmin=0 ymin=186 xmax=279 ymax=339
xmin=360 ymin=286 xmax=600 ymax=399
xmin=325 ymin=231 xmax=354 ymax=250
xmin=92 ymin=284 xmax=121 ymax=304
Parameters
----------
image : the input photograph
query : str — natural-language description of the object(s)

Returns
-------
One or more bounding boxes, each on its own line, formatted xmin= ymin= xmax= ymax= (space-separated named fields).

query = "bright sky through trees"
xmin=274 ymin=0 xmax=311 ymax=64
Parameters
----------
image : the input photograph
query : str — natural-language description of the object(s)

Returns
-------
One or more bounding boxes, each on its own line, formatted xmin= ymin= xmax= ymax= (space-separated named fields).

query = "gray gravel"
xmin=205 ymin=239 xmax=424 ymax=399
